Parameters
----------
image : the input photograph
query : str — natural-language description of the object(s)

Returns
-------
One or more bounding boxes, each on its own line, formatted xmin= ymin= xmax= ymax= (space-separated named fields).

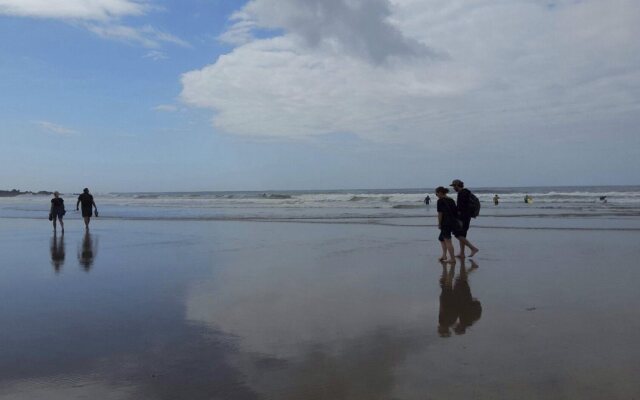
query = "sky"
xmin=1 ymin=0 xmax=639 ymax=192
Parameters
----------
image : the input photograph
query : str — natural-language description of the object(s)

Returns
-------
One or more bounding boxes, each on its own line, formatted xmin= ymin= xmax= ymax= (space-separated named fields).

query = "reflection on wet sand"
xmin=50 ymin=233 xmax=65 ymax=273
xmin=77 ymin=231 xmax=98 ymax=271
xmin=438 ymin=259 xmax=482 ymax=337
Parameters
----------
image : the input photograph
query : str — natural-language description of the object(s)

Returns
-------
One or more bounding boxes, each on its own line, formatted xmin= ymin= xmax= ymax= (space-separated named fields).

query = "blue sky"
xmin=1 ymin=0 xmax=639 ymax=192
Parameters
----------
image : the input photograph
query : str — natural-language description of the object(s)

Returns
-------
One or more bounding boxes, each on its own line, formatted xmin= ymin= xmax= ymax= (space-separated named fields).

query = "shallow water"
xmin=1 ymin=218 xmax=639 ymax=399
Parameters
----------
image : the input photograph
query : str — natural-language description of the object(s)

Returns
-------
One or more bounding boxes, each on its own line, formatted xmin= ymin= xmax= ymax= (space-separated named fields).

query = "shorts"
xmin=52 ymin=208 xmax=65 ymax=219
xmin=438 ymin=227 xmax=453 ymax=242
xmin=454 ymin=217 xmax=471 ymax=238
xmin=81 ymin=207 xmax=93 ymax=218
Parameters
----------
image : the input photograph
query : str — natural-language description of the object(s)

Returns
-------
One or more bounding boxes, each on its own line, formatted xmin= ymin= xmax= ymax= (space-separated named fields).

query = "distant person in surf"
xmin=599 ymin=196 xmax=607 ymax=204
xmin=450 ymin=179 xmax=480 ymax=258
xmin=425 ymin=195 xmax=431 ymax=206
xmin=493 ymin=194 xmax=500 ymax=205
xmin=76 ymin=188 xmax=98 ymax=230
xmin=524 ymin=194 xmax=533 ymax=204
xmin=49 ymin=191 xmax=66 ymax=233
xmin=435 ymin=186 xmax=457 ymax=263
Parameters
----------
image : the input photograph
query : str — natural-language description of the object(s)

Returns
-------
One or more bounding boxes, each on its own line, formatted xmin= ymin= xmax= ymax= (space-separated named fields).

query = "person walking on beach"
xmin=493 ymin=194 xmax=500 ymax=205
xmin=450 ymin=179 xmax=479 ymax=258
xmin=435 ymin=186 xmax=457 ymax=263
xmin=425 ymin=195 xmax=431 ymax=206
xmin=76 ymin=188 xmax=98 ymax=230
xmin=49 ymin=191 xmax=65 ymax=233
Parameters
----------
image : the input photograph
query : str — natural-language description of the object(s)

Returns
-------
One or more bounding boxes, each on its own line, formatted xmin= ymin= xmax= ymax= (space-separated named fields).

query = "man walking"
xmin=450 ymin=179 xmax=479 ymax=258
xmin=76 ymin=188 xmax=98 ymax=230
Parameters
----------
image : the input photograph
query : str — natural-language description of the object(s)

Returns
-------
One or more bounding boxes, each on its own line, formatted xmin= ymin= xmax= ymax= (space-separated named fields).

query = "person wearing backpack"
xmin=450 ymin=179 xmax=479 ymax=258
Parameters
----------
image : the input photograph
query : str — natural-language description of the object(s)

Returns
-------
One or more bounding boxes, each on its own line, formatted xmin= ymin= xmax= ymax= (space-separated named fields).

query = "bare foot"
xmin=455 ymin=254 xmax=466 ymax=259
xmin=470 ymin=249 xmax=479 ymax=257
xmin=438 ymin=256 xmax=447 ymax=261
xmin=443 ymin=258 xmax=456 ymax=264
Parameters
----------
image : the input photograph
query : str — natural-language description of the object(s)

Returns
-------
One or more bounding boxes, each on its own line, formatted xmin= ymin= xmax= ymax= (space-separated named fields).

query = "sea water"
xmin=2 ymin=186 xmax=640 ymax=229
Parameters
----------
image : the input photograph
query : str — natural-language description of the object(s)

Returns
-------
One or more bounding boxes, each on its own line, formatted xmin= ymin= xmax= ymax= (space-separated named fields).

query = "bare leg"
xmin=457 ymin=236 xmax=478 ymax=257
xmin=439 ymin=241 xmax=447 ymax=261
xmin=52 ymin=218 xmax=56 ymax=232
xmin=59 ymin=217 xmax=64 ymax=233
xmin=84 ymin=216 xmax=90 ymax=230
xmin=443 ymin=239 xmax=456 ymax=263
xmin=456 ymin=238 xmax=466 ymax=258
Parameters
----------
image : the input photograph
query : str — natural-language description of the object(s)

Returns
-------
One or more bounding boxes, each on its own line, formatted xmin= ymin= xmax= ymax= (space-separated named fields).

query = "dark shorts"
xmin=439 ymin=227 xmax=453 ymax=242
xmin=454 ymin=217 xmax=471 ymax=238
xmin=52 ymin=208 xmax=65 ymax=219
xmin=81 ymin=207 xmax=93 ymax=218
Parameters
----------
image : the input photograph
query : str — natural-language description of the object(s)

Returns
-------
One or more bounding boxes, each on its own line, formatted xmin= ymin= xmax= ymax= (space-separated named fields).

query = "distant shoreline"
xmin=0 ymin=190 xmax=52 ymax=198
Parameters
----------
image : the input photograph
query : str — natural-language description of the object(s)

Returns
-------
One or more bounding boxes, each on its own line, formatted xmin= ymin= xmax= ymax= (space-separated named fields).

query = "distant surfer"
xmin=425 ymin=195 xmax=431 ymax=206
xmin=493 ymin=194 xmax=499 ymax=206
xmin=524 ymin=194 xmax=533 ymax=204
xmin=599 ymin=196 xmax=607 ymax=204
xmin=76 ymin=188 xmax=98 ymax=230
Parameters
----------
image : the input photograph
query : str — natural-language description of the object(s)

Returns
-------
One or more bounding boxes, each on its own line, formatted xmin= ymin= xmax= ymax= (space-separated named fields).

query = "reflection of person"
xmin=76 ymin=188 xmax=98 ymax=230
xmin=50 ymin=233 xmax=65 ymax=273
xmin=424 ymin=195 xmax=431 ymax=205
xmin=78 ymin=231 xmax=97 ymax=271
xmin=450 ymin=179 xmax=479 ymax=258
xmin=49 ymin=191 xmax=65 ymax=233
xmin=435 ymin=186 xmax=457 ymax=264
xmin=493 ymin=194 xmax=500 ymax=206
xmin=437 ymin=259 xmax=482 ymax=337
xmin=438 ymin=262 xmax=457 ymax=337
xmin=453 ymin=259 xmax=482 ymax=334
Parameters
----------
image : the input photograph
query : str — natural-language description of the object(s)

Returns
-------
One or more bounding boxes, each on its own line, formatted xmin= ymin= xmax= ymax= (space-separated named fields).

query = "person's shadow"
xmin=78 ymin=231 xmax=98 ymax=271
xmin=50 ymin=232 xmax=66 ymax=273
xmin=438 ymin=259 xmax=482 ymax=337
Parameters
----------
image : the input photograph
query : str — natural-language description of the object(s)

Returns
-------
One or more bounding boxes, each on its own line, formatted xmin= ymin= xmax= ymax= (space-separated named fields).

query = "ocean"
xmin=2 ymin=186 xmax=640 ymax=229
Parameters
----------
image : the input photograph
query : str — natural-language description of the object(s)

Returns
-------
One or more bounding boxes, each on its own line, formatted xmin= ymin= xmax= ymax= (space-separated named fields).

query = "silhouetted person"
xmin=78 ymin=231 xmax=97 ymax=271
xmin=425 ymin=195 xmax=431 ymax=205
xmin=49 ymin=191 xmax=65 ymax=233
xmin=76 ymin=188 xmax=98 ymax=230
xmin=50 ymin=232 xmax=65 ymax=273
xmin=450 ymin=179 xmax=479 ymax=258
xmin=493 ymin=194 xmax=499 ymax=205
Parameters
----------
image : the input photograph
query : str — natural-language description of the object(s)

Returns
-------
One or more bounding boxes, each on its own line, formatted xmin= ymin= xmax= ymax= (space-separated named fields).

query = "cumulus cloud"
xmin=34 ymin=121 xmax=78 ymax=136
xmin=182 ymin=0 xmax=640 ymax=144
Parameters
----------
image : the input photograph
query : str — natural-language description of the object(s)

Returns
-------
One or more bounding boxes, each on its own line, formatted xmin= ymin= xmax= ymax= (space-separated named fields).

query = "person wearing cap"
xmin=450 ymin=179 xmax=479 ymax=258
xmin=76 ymin=188 xmax=98 ymax=230
xmin=49 ymin=191 xmax=65 ymax=233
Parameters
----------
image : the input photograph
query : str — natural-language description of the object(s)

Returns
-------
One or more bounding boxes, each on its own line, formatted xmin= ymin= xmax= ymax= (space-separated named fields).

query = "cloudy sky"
xmin=1 ymin=0 xmax=639 ymax=192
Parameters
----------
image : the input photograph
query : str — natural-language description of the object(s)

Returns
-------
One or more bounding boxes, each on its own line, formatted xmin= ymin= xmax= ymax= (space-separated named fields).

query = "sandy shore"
xmin=0 ymin=217 xmax=639 ymax=399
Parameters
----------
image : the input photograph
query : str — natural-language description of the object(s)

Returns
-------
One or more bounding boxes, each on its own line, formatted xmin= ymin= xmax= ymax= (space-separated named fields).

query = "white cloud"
xmin=144 ymin=50 xmax=168 ymax=60
xmin=34 ymin=121 xmax=78 ymax=136
xmin=153 ymin=104 xmax=178 ymax=112
xmin=181 ymin=0 xmax=640 ymax=145
xmin=0 ymin=0 xmax=189 ymax=50
xmin=0 ymin=0 xmax=148 ymax=21
xmin=86 ymin=24 xmax=190 ymax=48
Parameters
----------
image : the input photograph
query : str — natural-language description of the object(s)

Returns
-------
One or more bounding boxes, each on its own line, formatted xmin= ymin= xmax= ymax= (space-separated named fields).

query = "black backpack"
xmin=468 ymin=191 xmax=481 ymax=218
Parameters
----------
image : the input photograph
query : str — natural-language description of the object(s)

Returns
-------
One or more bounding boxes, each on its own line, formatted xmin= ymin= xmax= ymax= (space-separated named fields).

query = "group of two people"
xmin=49 ymin=188 xmax=99 ymax=233
xmin=435 ymin=179 xmax=479 ymax=263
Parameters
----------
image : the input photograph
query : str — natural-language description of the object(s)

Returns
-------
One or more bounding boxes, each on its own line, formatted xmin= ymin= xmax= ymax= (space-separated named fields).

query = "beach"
xmin=1 ymin=198 xmax=640 ymax=399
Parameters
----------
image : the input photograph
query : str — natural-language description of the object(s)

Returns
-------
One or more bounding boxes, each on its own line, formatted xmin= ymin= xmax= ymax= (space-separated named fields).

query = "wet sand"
xmin=0 ymin=218 xmax=639 ymax=399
